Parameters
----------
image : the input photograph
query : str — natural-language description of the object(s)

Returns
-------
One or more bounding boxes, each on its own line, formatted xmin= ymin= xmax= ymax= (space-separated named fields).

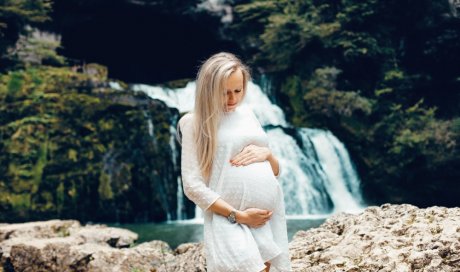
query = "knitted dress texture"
xmin=179 ymin=105 xmax=292 ymax=272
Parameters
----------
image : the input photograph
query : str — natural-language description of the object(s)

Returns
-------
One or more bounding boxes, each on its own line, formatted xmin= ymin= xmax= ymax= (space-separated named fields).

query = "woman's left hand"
xmin=230 ymin=144 xmax=271 ymax=166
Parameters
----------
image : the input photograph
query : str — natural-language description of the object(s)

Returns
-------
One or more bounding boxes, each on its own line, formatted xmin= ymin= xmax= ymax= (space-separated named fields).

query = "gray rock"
xmin=73 ymin=224 xmax=138 ymax=248
xmin=170 ymin=242 xmax=207 ymax=272
xmin=0 ymin=219 xmax=170 ymax=272
xmin=9 ymin=237 xmax=91 ymax=271
xmin=0 ymin=220 xmax=81 ymax=243
xmin=2 ymin=204 xmax=459 ymax=271
xmin=290 ymin=204 xmax=460 ymax=272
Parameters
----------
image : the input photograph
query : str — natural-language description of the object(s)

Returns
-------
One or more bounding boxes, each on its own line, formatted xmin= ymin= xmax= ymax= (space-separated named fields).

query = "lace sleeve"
xmin=178 ymin=114 xmax=221 ymax=211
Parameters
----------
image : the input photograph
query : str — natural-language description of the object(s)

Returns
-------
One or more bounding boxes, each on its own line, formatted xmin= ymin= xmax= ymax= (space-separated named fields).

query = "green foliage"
xmin=233 ymin=0 xmax=341 ymax=71
xmin=0 ymin=0 xmax=51 ymax=30
xmin=7 ymin=26 xmax=66 ymax=67
xmin=0 ymin=65 xmax=176 ymax=222
xmin=377 ymin=100 xmax=456 ymax=164
xmin=98 ymin=171 xmax=114 ymax=200
xmin=304 ymin=88 xmax=374 ymax=118
xmin=0 ymin=0 xmax=52 ymax=62
xmin=281 ymin=67 xmax=374 ymax=126
xmin=0 ymin=0 xmax=52 ymax=25
xmin=232 ymin=0 xmax=460 ymax=206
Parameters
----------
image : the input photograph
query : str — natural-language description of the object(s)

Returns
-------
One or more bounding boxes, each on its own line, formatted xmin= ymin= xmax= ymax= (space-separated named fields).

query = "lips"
xmin=227 ymin=103 xmax=236 ymax=106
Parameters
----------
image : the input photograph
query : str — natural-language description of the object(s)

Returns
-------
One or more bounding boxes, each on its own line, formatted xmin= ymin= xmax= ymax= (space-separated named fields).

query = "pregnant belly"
xmin=219 ymin=161 xmax=280 ymax=211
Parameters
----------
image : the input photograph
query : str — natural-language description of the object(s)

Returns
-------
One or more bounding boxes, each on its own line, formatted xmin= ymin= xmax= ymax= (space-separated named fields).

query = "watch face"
xmin=228 ymin=211 xmax=236 ymax=223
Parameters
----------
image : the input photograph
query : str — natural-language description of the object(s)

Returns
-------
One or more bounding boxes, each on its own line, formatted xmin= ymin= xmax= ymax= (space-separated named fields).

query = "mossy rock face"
xmin=83 ymin=63 xmax=108 ymax=81
xmin=0 ymin=66 xmax=179 ymax=223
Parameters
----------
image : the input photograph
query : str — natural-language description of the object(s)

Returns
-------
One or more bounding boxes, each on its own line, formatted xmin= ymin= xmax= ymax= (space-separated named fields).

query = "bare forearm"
xmin=207 ymin=198 xmax=246 ymax=223
xmin=267 ymin=153 xmax=280 ymax=177
xmin=207 ymin=198 xmax=233 ymax=217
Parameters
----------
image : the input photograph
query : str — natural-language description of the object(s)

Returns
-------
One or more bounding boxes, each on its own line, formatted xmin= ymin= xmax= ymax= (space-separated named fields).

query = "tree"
xmin=0 ymin=0 xmax=53 ymax=67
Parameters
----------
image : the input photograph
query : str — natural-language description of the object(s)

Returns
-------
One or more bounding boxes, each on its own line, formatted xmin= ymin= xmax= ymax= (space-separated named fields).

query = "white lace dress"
xmin=179 ymin=105 xmax=292 ymax=272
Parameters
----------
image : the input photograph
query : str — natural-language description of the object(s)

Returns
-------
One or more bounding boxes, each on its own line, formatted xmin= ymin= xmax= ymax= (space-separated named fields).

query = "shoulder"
xmin=177 ymin=113 xmax=196 ymax=144
xmin=179 ymin=112 xmax=194 ymax=125
xmin=178 ymin=112 xmax=195 ymax=132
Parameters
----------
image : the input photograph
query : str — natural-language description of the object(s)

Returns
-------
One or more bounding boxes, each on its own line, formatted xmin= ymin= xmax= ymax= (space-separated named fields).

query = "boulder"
xmin=290 ymin=204 xmax=460 ymax=272
xmin=2 ymin=204 xmax=460 ymax=271
xmin=170 ymin=242 xmax=206 ymax=272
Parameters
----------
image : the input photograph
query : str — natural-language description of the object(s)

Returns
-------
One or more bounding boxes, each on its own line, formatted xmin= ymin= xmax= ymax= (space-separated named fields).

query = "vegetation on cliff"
xmin=1 ymin=0 xmax=459 ymax=222
xmin=231 ymin=0 xmax=460 ymax=206
xmin=0 ymin=64 xmax=179 ymax=223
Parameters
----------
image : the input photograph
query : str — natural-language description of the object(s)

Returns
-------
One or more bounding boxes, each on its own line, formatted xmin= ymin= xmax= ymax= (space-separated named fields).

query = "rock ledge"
xmin=1 ymin=204 xmax=459 ymax=271
xmin=290 ymin=203 xmax=460 ymax=272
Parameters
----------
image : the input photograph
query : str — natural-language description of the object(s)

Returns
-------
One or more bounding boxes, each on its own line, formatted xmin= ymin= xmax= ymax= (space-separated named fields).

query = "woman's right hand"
xmin=236 ymin=208 xmax=273 ymax=228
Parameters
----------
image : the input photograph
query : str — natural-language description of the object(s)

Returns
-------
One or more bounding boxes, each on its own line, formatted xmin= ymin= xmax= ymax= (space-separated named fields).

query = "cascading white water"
xmin=169 ymin=124 xmax=186 ymax=220
xmin=142 ymin=109 xmax=171 ymax=221
xmin=267 ymin=128 xmax=333 ymax=216
xmin=197 ymin=0 xmax=233 ymax=23
xmin=298 ymin=128 xmax=364 ymax=213
xmin=132 ymin=80 xmax=365 ymax=220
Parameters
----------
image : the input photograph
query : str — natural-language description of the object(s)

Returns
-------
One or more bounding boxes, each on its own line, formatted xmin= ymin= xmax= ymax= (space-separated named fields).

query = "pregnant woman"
xmin=178 ymin=52 xmax=292 ymax=272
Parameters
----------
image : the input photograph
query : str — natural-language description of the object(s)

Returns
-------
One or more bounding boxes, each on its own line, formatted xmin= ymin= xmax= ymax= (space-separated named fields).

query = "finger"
xmin=258 ymin=210 xmax=270 ymax=215
xmin=242 ymin=151 xmax=263 ymax=163
xmin=232 ymin=151 xmax=253 ymax=165
xmin=239 ymin=157 xmax=255 ymax=166
xmin=230 ymin=149 xmax=250 ymax=164
xmin=231 ymin=146 xmax=262 ymax=165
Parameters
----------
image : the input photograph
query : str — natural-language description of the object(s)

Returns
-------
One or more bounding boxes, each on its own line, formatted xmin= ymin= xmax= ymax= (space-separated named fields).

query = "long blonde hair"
xmin=192 ymin=52 xmax=251 ymax=181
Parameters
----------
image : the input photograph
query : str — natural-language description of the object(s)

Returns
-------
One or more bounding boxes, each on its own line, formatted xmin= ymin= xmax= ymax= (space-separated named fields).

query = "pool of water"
xmin=108 ymin=217 xmax=327 ymax=250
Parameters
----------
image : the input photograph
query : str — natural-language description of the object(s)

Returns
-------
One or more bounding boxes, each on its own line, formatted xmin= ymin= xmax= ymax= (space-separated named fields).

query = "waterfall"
xmin=169 ymin=124 xmax=185 ymax=221
xmin=449 ymin=0 xmax=460 ymax=17
xmin=143 ymin=110 xmax=171 ymax=221
xmin=132 ymin=80 xmax=365 ymax=220
xmin=196 ymin=0 xmax=233 ymax=23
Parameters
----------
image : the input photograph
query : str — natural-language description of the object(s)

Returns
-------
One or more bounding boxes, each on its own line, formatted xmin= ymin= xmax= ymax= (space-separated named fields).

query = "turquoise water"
xmin=109 ymin=218 xmax=326 ymax=250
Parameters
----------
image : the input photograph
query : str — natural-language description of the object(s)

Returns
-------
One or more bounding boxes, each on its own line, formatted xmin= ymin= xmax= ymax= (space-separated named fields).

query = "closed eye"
xmin=226 ymin=89 xmax=242 ymax=93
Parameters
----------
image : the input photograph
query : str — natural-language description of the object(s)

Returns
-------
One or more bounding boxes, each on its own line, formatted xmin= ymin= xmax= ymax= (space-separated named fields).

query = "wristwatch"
xmin=227 ymin=209 xmax=237 ymax=224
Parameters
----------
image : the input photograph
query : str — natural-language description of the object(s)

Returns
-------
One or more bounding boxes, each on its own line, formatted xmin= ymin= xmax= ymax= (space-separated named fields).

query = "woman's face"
xmin=224 ymin=68 xmax=244 ymax=112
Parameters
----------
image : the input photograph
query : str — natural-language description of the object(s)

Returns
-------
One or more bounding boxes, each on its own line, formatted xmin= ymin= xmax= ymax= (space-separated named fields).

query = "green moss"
xmin=7 ymin=72 xmax=24 ymax=97
xmin=10 ymin=193 xmax=31 ymax=211
xmin=98 ymin=171 xmax=114 ymax=200
xmin=0 ymin=65 xmax=175 ymax=222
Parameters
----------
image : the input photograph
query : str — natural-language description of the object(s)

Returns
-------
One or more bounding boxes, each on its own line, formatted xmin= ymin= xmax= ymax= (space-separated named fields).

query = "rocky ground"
xmin=0 ymin=204 xmax=459 ymax=271
xmin=290 ymin=203 xmax=460 ymax=272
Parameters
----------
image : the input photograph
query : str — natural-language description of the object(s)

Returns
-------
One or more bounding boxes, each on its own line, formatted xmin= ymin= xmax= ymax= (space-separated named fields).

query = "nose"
xmin=227 ymin=93 xmax=235 ymax=102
